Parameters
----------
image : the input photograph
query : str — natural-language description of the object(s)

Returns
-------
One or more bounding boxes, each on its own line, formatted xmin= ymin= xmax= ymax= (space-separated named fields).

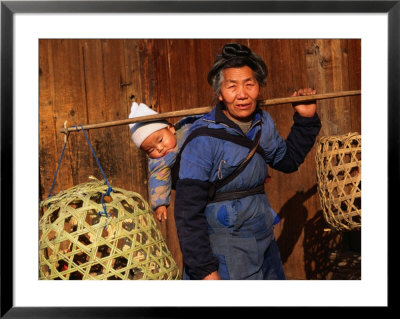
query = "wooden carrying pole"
xmin=60 ymin=90 xmax=361 ymax=134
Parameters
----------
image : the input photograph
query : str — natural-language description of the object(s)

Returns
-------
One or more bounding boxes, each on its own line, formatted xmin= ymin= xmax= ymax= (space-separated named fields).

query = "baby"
xmin=129 ymin=102 xmax=199 ymax=222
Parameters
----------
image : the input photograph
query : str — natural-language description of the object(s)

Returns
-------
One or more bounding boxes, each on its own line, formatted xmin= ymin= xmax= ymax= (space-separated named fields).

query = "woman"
xmin=174 ymin=43 xmax=321 ymax=280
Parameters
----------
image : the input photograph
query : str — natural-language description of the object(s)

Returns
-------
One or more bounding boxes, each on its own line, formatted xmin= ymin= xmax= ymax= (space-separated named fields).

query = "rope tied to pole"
xmin=47 ymin=121 xmax=70 ymax=199
xmin=47 ymin=124 xmax=114 ymax=228
xmin=73 ymin=125 xmax=114 ymax=227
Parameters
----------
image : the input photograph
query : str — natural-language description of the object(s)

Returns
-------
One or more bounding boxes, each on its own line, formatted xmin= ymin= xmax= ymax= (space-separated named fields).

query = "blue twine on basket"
xmin=73 ymin=125 xmax=113 ymax=227
xmin=47 ymin=124 xmax=114 ymax=228
xmin=47 ymin=140 xmax=68 ymax=199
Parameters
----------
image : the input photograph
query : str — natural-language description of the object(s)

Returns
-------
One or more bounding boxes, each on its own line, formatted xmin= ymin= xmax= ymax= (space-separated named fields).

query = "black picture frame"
xmin=1 ymin=1 xmax=395 ymax=317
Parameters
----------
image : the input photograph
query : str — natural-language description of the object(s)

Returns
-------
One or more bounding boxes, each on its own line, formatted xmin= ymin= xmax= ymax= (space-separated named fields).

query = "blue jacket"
xmin=174 ymin=103 xmax=321 ymax=279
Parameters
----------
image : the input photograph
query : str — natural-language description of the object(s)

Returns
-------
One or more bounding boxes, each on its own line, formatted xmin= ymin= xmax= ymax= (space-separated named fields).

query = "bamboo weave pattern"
xmin=315 ymin=133 xmax=361 ymax=231
xmin=39 ymin=179 xmax=180 ymax=280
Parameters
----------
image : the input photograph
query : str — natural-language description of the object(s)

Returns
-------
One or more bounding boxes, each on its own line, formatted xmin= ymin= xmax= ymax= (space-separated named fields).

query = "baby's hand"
xmin=155 ymin=206 xmax=168 ymax=222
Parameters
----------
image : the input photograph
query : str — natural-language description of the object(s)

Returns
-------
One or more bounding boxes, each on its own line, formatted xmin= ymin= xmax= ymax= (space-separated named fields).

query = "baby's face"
xmin=140 ymin=125 xmax=177 ymax=159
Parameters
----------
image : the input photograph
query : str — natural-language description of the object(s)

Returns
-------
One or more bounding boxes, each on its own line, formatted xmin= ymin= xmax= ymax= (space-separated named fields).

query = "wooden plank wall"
xmin=39 ymin=39 xmax=361 ymax=279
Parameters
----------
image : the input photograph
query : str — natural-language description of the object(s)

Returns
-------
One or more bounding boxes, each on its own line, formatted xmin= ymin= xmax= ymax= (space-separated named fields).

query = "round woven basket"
xmin=39 ymin=178 xmax=180 ymax=280
xmin=315 ymin=132 xmax=361 ymax=231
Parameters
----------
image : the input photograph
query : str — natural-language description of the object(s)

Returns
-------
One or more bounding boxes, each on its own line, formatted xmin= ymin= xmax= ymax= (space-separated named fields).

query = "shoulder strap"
xmin=171 ymin=126 xmax=265 ymax=190
xmin=207 ymin=130 xmax=261 ymax=200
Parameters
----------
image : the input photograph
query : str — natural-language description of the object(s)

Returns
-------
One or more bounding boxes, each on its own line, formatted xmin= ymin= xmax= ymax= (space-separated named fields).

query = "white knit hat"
xmin=128 ymin=102 xmax=168 ymax=148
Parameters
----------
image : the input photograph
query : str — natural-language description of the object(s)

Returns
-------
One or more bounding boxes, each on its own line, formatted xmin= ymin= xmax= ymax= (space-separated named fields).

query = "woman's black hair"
xmin=207 ymin=43 xmax=268 ymax=95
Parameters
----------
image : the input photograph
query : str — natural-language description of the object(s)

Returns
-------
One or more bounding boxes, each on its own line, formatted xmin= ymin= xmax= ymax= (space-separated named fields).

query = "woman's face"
xmin=140 ymin=125 xmax=177 ymax=159
xmin=218 ymin=66 xmax=260 ymax=122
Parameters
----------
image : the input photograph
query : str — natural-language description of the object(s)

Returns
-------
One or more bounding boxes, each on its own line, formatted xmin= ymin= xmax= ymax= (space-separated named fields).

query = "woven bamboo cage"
xmin=39 ymin=178 xmax=180 ymax=280
xmin=315 ymin=132 xmax=361 ymax=231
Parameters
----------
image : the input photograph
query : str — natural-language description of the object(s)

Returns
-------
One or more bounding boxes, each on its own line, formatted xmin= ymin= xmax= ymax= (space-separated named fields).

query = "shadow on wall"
xmin=303 ymin=211 xmax=343 ymax=279
xmin=275 ymin=184 xmax=361 ymax=279
xmin=276 ymin=184 xmax=318 ymax=264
